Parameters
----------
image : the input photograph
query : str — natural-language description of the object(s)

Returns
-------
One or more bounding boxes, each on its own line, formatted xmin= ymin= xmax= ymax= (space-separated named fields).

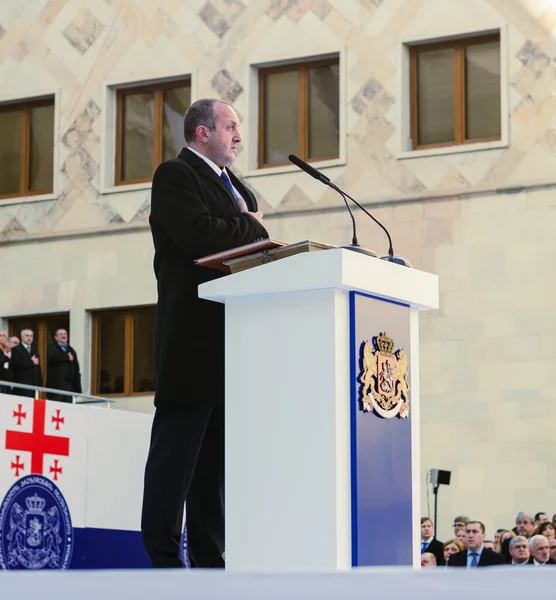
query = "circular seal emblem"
xmin=0 ymin=475 xmax=73 ymax=570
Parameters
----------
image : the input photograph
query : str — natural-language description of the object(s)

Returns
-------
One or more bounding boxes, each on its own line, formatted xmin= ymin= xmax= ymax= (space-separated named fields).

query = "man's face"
xmin=516 ymin=517 xmax=534 ymax=537
xmin=421 ymin=553 xmax=436 ymax=567
xmin=466 ymin=523 xmax=485 ymax=551
xmin=453 ymin=520 xmax=467 ymax=531
xmin=21 ymin=330 xmax=33 ymax=345
xmin=549 ymin=538 xmax=556 ymax=563
xmin=531 ymin=538 xmax=550 ymax=564
xmin=537 ymin=514 xmax=549 ymax=525
xmin=509 ymin=539 xmax=530 ymax=564
xmin=421 ymin=520 xmax=433 ymax=539
xmin=494 ymin=530 xmax=502 ymax=546
xmin=55 ymin=330 xmax=68 ymax=344
xmin=483 ymin=541 xmax=495 ymax=551
xmin=9 ymin=337 xmax=19 ymax=348
xmin=204 ymin=102 xmax=241 ymax=168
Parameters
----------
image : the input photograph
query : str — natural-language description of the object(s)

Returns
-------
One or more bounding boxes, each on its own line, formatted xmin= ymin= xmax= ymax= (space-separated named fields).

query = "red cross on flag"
xmin=0 ymin=394 xmax=88 ymax=527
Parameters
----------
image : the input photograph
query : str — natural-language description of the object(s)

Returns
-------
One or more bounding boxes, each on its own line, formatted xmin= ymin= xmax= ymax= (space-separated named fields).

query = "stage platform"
xmin=0 ymin=567 xmax=554 ymax=599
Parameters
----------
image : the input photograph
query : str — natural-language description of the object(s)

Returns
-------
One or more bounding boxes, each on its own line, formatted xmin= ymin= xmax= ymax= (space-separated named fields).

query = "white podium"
xmin=199 ymin=248 xmax=438 ymax=573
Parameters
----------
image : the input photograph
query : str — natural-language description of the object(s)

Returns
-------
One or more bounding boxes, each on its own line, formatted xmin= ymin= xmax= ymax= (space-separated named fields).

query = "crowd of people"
xmin=0 ymin=328 xmax=82 ymax=402
xmin=421 ymin=513 xmax=556 ymax=567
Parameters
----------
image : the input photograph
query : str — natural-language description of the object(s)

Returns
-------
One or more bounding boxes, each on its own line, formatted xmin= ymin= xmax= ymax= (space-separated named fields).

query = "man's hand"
xmin=247 ymin=211 xmax=264 ymax=225
xmin=68 ymin=352 xmax=74 ymax=361
xmin=31 ymin=356 xmax=39 ymax=366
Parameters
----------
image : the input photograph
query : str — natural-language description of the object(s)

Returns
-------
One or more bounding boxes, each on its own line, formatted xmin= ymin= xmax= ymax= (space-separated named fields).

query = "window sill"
xmin=101 ymin=181 xmax=153 ymax=195
xmin=244 ymin=157 xmax=346 ymax=179
xmin=0 ymin=192 xmax=57 ymax=207
xmin=396 ymin=138 xmax=508 ymax=160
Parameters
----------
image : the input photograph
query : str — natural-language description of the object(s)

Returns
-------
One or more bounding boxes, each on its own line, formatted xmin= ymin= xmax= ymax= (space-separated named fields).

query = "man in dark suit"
xmin=448 ymin=521 xmax=505 ymax=567
xmin=420 ymin=517 xmax=444 ymax=566
xmin=141 ymin=98 xmax=268 ymax=569
xmin=11 ymin=329 xmax=43 ymax=397
xmin=46 ymin=329 xmax=82 ymax=402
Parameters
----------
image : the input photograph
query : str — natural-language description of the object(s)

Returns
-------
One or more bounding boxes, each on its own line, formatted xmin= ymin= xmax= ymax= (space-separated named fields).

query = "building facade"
xmin=0 ymin=0 xmax=555 ymax=540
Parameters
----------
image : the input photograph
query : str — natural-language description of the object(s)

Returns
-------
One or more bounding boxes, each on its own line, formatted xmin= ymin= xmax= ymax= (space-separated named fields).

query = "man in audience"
xmin=509 ymin=536 xmax=530 ymax=565
xmin=447 ymin=521 xmax=505 ymax=567
xmin=515 ymin=512 xmax=535 ymax=539
xmin=421 ymin=552 xmax=437 ymax=567
xmin=535 ymin=512 xmax=549 ymax=527
xmin=483 ymin=540 xmax=495 ymax=551
xmin=549 ymin=538 xmax=556 ymax=564
xmin=529 ymin=535 xmax=551 ymax=565
xmin=46 ymin=328 xmax=82 ymax=402
xmin=420 ymin=517 xmax=444 ymax=566
xmin=452 ymin=515 xmax=469 ymax=532
xmin=11 ymin=329 xmax=43 ymax=397
xmin=493 ymin=528 xmax=505 ymax=548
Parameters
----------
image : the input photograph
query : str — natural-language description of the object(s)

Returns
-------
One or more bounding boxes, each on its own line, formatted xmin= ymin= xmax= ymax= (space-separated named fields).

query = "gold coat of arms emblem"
xmin=359 ymin=332 xmax=410 ymax=419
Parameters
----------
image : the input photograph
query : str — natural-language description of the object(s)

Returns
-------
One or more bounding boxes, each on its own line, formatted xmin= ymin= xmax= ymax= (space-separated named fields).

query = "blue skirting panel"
xmin=349 ymin=291 xmax=413 ymax=567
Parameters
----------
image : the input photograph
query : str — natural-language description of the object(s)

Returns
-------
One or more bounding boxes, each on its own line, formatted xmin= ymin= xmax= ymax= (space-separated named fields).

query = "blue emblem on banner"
xmin=0 ymin=475 xmax=73 ymax=570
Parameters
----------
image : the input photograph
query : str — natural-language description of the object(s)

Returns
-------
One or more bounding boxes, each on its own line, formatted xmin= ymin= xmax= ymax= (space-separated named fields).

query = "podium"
xmin=199 ymin=248 xmax=438 ymax=573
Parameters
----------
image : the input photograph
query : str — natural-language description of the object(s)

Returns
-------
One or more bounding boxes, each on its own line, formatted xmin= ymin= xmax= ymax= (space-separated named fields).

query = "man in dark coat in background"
xmin=141 ymin=98 xmax=268 ymax=569
xmin=46 ymin=328 xmax=82 ymax=402
xmin=11 ymin=329 xmax=43 ymax=397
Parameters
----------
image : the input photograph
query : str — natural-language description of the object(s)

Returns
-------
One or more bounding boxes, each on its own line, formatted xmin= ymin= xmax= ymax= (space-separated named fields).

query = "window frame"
xmin=0 ymin=97 xmax=55 ymax=200
xmin=409 ymin=32 xmax=501 ymax=151
xmin=114 ymin=79 xmax=191 ymax=186
xmin=91 ymin=306 xmax=155 ymax=397
xmin=257 ymin=56 xmax=340 ymax=169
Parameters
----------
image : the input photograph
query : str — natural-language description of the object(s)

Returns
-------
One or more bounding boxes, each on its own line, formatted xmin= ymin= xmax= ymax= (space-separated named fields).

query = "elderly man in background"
xmin=529 ymin=535 xmax=552 ymax=565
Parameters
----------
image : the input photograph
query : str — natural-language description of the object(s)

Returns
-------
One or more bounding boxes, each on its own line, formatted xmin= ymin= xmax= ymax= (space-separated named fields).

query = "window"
xmin=91 ymin=306 xmax=155 ymax=396
xmin=0 ymin=98 xmax=55 ymax=198
xmin=409 ymin=33 xmax=501 ymax=150
xmin=258 ymin=57 xmax=340 ymax=168
xmin=115 ymin=80 xmax=191 ymax=185
xmin=8 ymin=313 xmax=70 ymax=394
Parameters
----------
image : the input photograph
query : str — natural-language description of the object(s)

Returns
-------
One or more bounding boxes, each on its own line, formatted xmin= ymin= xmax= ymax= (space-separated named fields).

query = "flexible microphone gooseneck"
xmin=288 ymin=154 xmax=407 ymax=264
xmin=288 ymin=154 xmax=377 ymax=258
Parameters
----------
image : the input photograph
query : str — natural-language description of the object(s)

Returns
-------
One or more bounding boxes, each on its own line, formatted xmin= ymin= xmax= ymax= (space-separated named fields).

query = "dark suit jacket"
xmin=11 ymin=344 xmax=43 ymax=397
xmin=423 ymin=538 xmax=445 ymax=566
xmin=46 ymin=343 xmax=82 ymax=399
xmin=1 ymin=350 xmax=13 ymax=392
xmin=448 ymin=547 xmax=506 ymax=567
xmin=149 ymin=147 xmax=268 ymax=406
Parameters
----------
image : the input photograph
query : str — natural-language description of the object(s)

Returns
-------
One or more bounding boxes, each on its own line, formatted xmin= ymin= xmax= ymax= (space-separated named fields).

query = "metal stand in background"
xmin=430 ymin=469 xmax=451 ymax=539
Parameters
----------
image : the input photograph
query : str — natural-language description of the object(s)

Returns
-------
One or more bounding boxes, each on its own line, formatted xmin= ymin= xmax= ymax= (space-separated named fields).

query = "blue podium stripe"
xmin=349 ymin=291 xmax=413 ymax=567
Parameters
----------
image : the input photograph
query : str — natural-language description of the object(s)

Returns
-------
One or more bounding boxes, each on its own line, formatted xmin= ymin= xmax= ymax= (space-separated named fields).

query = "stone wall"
xmin=1 ymin=0 xmax=556 ymax=541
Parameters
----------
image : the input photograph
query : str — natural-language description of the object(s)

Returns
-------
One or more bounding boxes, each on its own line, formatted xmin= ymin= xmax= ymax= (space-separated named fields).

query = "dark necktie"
xmin=470 ymin=552 xmax=478 ymax=567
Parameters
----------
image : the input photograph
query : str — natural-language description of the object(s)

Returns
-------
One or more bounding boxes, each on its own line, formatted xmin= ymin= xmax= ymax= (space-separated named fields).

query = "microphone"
xmin=288 ymin=155 xmax=410 ymax=266
xmin=288 ymin=154 xmax=376 ymax=258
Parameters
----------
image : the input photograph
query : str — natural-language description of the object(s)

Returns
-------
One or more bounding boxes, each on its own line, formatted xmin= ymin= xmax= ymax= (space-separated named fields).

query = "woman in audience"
xmin=0 ymin=329 xmax=13 ymax=394
xmin=495 ymin=529 xmax=515 ymax=553
xmin=443 ymin=538 xmax=465 ymax=565
xmin=537 ymin=521 xmax=556 ymax=540
xmin=455 ymin=528 xmax=468 ymax=548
